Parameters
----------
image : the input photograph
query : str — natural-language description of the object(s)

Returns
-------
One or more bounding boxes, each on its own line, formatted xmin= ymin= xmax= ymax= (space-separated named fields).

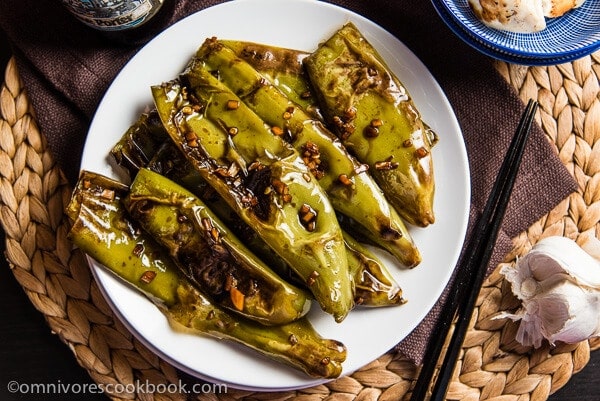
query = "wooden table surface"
xmin=0 ymin=27 xmax=598 ymax=401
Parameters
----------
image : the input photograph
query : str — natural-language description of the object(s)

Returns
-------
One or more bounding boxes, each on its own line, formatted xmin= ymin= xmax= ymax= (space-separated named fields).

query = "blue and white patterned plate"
xmin=432 ymin=0 xmax=600 ymax=65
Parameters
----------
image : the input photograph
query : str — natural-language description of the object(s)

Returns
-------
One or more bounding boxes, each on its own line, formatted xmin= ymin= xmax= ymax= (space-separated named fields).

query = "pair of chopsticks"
xmin=410 ymin=99 xmax=539 ymax=401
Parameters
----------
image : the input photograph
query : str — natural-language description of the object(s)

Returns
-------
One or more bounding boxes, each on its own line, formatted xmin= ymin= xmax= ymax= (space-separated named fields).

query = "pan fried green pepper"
xmin=219 ymin=40 xmax=321 ymax=119
xmin=66 ymin=171 xmax=181 ymax=306
xmin=343 ymin=232 xmax=405 ymax=307
xmin=169 ymin=280 xmax=346 ymax=378
xmin=110 ymin=109 xmax=167 ymax=174
xmin=109 ymin=86 xmax=406 ymax=309
xmin=124 ymin=168 xmax=311 ymax=325
xmin=192 ymin=38 xmax=421 ymax=267
xmin=147 ymin=143 xmax=404 ymax=307
xmin=109 ymin=109 xmax=404 ymax=307
xmin=66 ymin=171 xmax=346 ymax=378
xmin=303 ymin=23 xmax=437 ymax=227
xmin=152 ymin=78 xmax=353 ymax=322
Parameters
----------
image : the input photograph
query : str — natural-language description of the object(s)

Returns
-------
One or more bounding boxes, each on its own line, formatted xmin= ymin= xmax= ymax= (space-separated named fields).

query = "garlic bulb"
xmin=499 ymin=236 xmax=600 ymax=348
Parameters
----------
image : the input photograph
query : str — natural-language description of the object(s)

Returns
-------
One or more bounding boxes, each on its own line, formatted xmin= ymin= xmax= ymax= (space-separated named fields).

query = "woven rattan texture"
xmin=1 ymin=53 xmax=600 ymax=401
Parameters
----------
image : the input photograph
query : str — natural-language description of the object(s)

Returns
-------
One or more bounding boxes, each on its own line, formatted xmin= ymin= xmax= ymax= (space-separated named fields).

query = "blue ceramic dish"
xmin=432 ymin=0 xmax=600 ymax=65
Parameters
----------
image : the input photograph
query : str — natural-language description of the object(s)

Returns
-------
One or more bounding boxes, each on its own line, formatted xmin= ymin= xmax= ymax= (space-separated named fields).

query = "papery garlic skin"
xmin=499 ymin=236 xmax=600 ymax=348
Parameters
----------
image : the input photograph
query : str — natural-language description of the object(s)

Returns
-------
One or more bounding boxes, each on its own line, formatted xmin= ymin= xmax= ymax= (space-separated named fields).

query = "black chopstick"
xmin=410 ymin=99 xmax=539 ymax=401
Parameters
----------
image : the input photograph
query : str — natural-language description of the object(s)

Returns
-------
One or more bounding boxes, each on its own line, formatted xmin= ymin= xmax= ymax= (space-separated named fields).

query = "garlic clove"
xmin=526 ymin=236 xmax=600 ymax=288
xmin=501 ymin=236 xmax=600 ymax=301
xmin=536 ymin=281 xmax=599 ymax=345
xmin=499 ymin=236 xmax=600 ymax=348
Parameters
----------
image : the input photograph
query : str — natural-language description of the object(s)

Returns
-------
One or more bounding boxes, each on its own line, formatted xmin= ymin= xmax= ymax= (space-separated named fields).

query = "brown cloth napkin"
xmin=0 ymin=0 xmax=578 ymax=366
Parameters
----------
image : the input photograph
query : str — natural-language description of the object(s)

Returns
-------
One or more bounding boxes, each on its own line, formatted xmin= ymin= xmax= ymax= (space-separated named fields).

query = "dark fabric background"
xmin=0 ymin=0 xmax=578 ymax=365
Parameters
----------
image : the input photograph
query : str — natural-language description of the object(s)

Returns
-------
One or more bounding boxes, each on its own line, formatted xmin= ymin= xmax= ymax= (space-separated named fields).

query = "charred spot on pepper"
xmin=224 ymin=273 xmax=238 ymax=291
xmin=130 ymin=199 xmax=154 ymax=216
xmin=184 ymin=247 xmax=277 ymax=312
xmin=240 ymin=194 xmax=259 ymax=209
xmin=184 ymin=252 xmax=235 ymax=297
xmin=175 ymin=76 xmax=203 ymax=108
xmin=210 ymin=159 xmax=270 ymax=217
xmin=242 ymin=165 xmax=273 ymax=221
xmin=238 ymin=46 xmax=267 ymax=64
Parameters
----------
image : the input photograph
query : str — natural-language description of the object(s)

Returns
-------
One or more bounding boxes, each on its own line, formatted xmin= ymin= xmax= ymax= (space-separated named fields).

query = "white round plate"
xmin=81 ymin=0 xmax=470 ymax=391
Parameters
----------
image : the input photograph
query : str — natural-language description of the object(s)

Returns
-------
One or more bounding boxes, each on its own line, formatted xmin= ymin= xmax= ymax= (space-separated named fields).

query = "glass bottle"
xmin=59 ymin=0 xmax=166 ymax=31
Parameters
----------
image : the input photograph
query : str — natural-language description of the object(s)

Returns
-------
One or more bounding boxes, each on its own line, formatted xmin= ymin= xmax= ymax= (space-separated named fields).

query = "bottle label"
xmin=61 ymin=0 xmax=164 ymax=31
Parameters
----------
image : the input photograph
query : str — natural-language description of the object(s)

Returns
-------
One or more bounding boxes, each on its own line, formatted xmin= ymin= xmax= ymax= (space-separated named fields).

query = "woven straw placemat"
xmin=1 ymin=53 xmax=600 ymax=401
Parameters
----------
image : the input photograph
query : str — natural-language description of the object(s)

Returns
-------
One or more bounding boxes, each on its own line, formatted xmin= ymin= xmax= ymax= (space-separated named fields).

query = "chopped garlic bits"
xmin=499 ymin=236 xmax=600 ymax=348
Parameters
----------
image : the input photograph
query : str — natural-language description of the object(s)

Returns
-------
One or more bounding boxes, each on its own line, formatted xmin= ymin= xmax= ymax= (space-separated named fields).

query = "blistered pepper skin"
xmin=66 ymin=171 xmax=346 ymax=378
xmin=66 ymin=171 xmax=181 ymax=306
xmin=219 ymin=40 xmax=322 ymax=119
xmin=124 ymin=168 xmax=311 ymax=325
xmin=193 ymin=38 xmax=421 ymax=267
xmin=152 ymin=78 xmax=354 ymax=322
xmin=148 ymin=143 xmax=405 ymax=308
xmin=110 ymin=109 xmax=168 ymax=175
xmin=169 ymin=281 xmax=347 ymax=378
xmin=110 ymin=109 xmax=404 ymax=307
xmin=303 ymin=23 xmax=436 ymax=227
xmin=342 ymin=232 xmax=405 ymax=307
